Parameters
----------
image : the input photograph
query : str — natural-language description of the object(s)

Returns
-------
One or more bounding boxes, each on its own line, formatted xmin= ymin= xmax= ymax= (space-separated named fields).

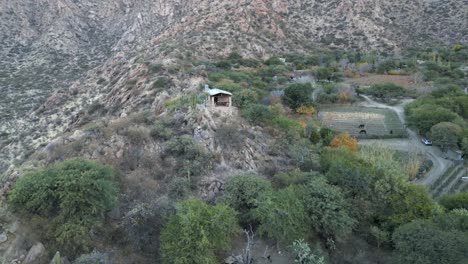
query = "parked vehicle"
xmin=421 ymin=138 xmax=432 ymax=145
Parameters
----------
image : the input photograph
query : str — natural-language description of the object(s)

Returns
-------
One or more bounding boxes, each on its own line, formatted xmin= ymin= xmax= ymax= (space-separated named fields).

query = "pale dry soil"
xmin=357 ymin=95 xmax=453 ymax=186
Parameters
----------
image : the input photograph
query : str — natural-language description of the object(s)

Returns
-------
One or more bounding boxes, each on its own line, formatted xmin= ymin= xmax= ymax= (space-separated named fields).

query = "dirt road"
xmin=358 ymin=95 xmax=452 ymax=186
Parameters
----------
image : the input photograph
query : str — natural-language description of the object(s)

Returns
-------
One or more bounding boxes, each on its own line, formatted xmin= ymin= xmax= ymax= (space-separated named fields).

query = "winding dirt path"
xmin=358 ymin=95 xmax=452 ymax=186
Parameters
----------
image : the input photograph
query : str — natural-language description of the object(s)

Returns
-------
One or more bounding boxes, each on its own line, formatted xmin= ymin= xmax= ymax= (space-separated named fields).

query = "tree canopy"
xmin=160 ymin=199 xmax=238 ymax=264
xmin=430 ymin=122 xmax=462 ymax=151
xmin=282 ymin=83 xmax=314 ymax=111
xmin=393 ymin=219 xmax=468 ymax=264
xmin=9 ymin=159 xmax=118 ymax=255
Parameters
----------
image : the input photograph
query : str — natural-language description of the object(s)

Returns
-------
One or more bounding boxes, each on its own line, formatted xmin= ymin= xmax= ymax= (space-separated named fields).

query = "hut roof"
xmin=205 ymin=88 xmax=232 ymax=96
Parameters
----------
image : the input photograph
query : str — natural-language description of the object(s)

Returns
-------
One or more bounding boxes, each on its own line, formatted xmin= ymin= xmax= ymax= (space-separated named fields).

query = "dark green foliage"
xmin=215 ymin=60 xmax=232 ymax=70
xmin=321 ymin=147 xmax=438 ymax=230
xmin=385 ymin=184 xmax=438 ymax=229
xmin=406 ymin=104 xmax=460 ymax=134
xmin=432 ymin=209 xmax=468 ymax=232
xmin=233 ymin=89 xmax=258 ymax=108
xmin=265 ymin=56 xmax=285 ymax=66
xmin=319 ymin=127 xmax=336 ymax=146
xmin=152 ymin=77 xmax=171 ymax=90
xmin=297 ymin=177 xmax=355 ymax=241
xmin=149 ymin=122 xmax=173 ymax=140
xmin=315 ymin=67 xmax=341 ymax=82
xmin=272 ymin=169 xmax=317 ymax=188
xmin=439 ymin=193 xmax=468 ymax=210
xmin=422 ymin=62 xmax=465 ymax=82
xmin=392 ymin=219 xmax=468 ymax=264
xmin=291 ymin=239 xmax=326 ymax=264
xmin=309 ymin=130 xmax=321 ymax=144
xmin=9 ymin=159 xmax=118 ymax=255
xmin=220 ymin=175 xmax=272 ymax=225
xmin=407 ymin=94 xmax=468 ymax=119
xmin=430 ymin=122 xmax=462 ymax=151
xmin=282 ymin=83 xmax=314 ymax=111
xmin=241 ymin=104 xmax=274 ymax=124
xmin=431 ymin=84 xmax=464 ymax=98
xmin=168 ymin=177 xmax=191 ymax=201
xmin=165 ymin=135 xmax=212 ymax=178
xmin=361 ymin=83 xmax=405 ymax=99
xmin=376 ymin=60 xmax=398 ymax=74
xmin=160 ymin=199 xmax=238 ymax=264
xmin=254 ymin=187 xmax=310 ymax=244
xmin=148 ymin=63 xmax=164 ymax=74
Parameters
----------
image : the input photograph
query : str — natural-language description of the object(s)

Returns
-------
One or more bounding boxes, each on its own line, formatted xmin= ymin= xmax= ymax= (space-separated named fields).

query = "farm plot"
xmin=318 ymin=106 xmax=406 ymax=138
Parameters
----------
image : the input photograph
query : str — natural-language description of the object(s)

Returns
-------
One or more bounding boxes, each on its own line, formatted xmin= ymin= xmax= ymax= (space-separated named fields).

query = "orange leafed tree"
xmin=330 ymin=132 xmax=358 ymax=152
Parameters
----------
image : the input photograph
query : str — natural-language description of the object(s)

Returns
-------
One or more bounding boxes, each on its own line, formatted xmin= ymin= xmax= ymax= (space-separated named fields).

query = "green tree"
xmin=8 ymin=159 xmax=118 ymax=255
xmin=233 ymin=89 xmax=258 ymax=108
xmin=406 ymin=105 xmax=459 ymax=134
xmin=292 ymin=239 xmax=326 ymax=264
xmin=160 ymin=199 xmax=238 ymax=264
xmin=439 ymin=192 xmax=468 ymax=210
xmin=297 ymin=177 xmax=355 ymax=241
xmin=272 ymin=169 xmax=318 ymax=188
xmin=241 ymin=104 xmax=274 ymax=124
xmin=363 ymin=83 xmax=405 ymax=100
xmin=392 ymin=220 xmax=468 ymax=264
xmin=316 ymin=67 xmax=340 ymax=82
xmin=282 ymin=83 xmax=314 ymax=111
xmin=220 ymin=175 xmax=272 ymax=225
xmin=254 ymin=187 xmax=310 ymax=245
xmin=430 ymin=122 xmax=462 ymax=151
xmin=386 ymin=184 xmax=439 ymax=229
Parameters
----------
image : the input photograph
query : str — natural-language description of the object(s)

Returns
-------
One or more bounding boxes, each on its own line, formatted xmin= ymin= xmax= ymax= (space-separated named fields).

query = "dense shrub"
xmin=241 ymin=104 xmax=274 ymax=124
xmin=360 ymin=83 xmax=405 ymax=100
xmin=160 ymin=199 xmax=238 ymax=264
xmin=152 ymin=77 xmax=171 ymax=90
xmin=406 ymin=104 xmax=460 ymax=134
xmin=376 ymin=60 xmax=398 ymax=74
xmin=149 ymin=122 xmax=173 ymax=140
xmin=282 ymin=83 xmax=314 ymax=111
xmin=148 ymin=63 xmax=164 ymax=74
xmin=9 ymin=159 xmax=118 ymax=255
xmin=165 ymin=136 xmax=212 ymax=178
xmin=439 ymin=192 xmax=468 ymax=210
xmin=254 ymin=187 xmax=310 ymax=244
xmin=168 ymin=177 xmax=191 ymax=201
xmin=220 ymin=175 xmax=272 ymax=225
xmin=393 ymin=219 xmax=468 ymax=264
xmin=430 ymin=122 xmax=462 ymax=151
xmin=297 ymin=177 xmax=355 ymax=241
xmin=232 ymin=89 xmax=258 ymax=108
xmin=272 ymin=169 xmax=317 ymax=188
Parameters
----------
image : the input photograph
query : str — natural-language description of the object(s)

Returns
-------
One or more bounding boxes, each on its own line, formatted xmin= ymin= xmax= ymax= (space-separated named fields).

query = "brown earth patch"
xmin=346 ymin=74 xmax=415 ymax=89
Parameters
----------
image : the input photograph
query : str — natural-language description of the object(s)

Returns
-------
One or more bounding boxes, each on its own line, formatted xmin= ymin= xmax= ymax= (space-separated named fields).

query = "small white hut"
xmin=204 ymin=85 xmax=232 ymax=107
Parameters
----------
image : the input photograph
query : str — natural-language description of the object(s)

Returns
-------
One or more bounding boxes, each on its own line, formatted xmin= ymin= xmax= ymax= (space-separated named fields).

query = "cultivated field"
xmin=430 ymin=164 xmax=468 ymax=198
xmin=345 ymin=74 xmax=415 ymax=89
xmin=318 ymin=105 xmax=407 ymax=138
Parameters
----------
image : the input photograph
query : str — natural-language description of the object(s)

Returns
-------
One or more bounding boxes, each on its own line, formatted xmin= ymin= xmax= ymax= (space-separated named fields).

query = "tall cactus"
xmin=50 ymin=252 xmax=61 ymax=264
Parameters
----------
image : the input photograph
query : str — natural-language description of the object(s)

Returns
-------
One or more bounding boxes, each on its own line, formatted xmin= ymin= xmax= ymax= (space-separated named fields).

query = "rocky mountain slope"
xmin=0 ymin=0 xmax=467 ymax=172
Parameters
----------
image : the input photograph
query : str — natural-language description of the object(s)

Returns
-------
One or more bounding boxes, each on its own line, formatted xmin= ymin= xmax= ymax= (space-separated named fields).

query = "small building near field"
xmin=204 ymin=85 xmax=232 ymax=108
